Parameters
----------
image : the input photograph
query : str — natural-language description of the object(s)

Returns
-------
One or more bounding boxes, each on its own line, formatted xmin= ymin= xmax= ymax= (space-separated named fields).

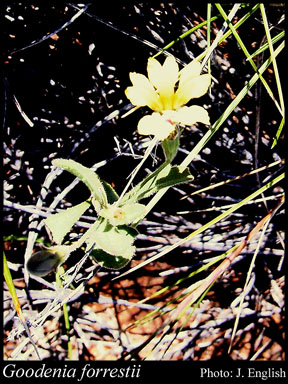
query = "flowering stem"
xmin=67 ymin=219 xmax=101 ymax=255
xmin=116 ymin=136 xmax=158 ymax=207
xmin=145 ymin=41 xmax=284 ymax=216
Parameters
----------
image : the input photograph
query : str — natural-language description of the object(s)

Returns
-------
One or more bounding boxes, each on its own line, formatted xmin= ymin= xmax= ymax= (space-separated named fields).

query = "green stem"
xmin=195 ymin=4 xmax=260 ymax=63
xmin=69 ymin=218 xmax=101 ymax=252
xmin=207 ymin=4 xmax=212 ymax=96
xmin=116 ymin=137 xmax=158 ymax=206
xmin=57 ymin=266 xmax=73 ymax=360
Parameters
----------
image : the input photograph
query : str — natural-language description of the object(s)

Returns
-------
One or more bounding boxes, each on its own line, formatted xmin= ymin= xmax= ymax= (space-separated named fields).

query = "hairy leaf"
xmin=90 ymin=249 xmax=131 ymax=270
xmin=52 ymin=158 xmax=108 ymax=210
xmin=161 ymin=131 xmax=181 ymax=162
xmin=121 ymin=164 xmax=193 ymax=204
xmin=44 ymin=200 xmax=90 ymax=244
xmin=86 ymin=218 xmax=138 ymax=258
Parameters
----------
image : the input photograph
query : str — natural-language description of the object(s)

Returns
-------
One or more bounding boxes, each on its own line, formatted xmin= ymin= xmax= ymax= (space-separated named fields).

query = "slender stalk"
xmin=207 ymin=4 xmax=212 ymax=96
xmin=182 ymin=159 xmax=282 ymax=198
xmin=271 ymin=116 xmax=285 ymax=148
xmin=201 ymin=4 xmax=241 ymax=70
xmin=116 ymin=137 xmax=158 ymax=206
xmin=260 ymin=4 xmax=284 ymax=114
xmin=228 ymin=219 xmax=270 ymax=353
xmin=246 ymin=30 xmax=285 ymax=61
xmin=168 ymin=196 xmax=284 ymax=325
xmin=116 ymin=172 xmax=284 ymax=280
xmin=56 ymin=266 xmax=73 ymax=360
xmin=195 ymin=4 xmax=260 ymax=63
xmin=153 ymin=15 xmax=219 ymax=59
xmin=215 ymin=3 xmax=283 ymax=116
xmin=228 ymin=194 xmax=284 ymax=353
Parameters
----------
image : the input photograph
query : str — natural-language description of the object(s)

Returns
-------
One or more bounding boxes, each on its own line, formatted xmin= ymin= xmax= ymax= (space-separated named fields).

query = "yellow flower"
xmin=125 ymin=56 xmax=211 ymax=140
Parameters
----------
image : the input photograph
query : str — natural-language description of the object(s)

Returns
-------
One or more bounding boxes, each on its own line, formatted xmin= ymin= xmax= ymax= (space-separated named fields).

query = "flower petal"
xmin=137 ymin=113 xmax=176 ymax=141
xmin=175 ymin=106 xmax=210 ymax=126
xmin=147 ymin=57 xmax=179 ymax=90
xmin=173 ymin=74 xmax=211 ymax=109
xmin=161 ymin=110 xmax=179 ymax=123
xmin=147 ymin=56 xmax=179 ymax=109
xmin=125 ymin=73 xmax=162 ymax=111
xmin=125 ymin=86 xmax=160 ymax=111
xmin=162 ymin=56 xmax=179 ymax=85
xmin=125 ymin=72 xmax=162 ymax=111
xmin=179 ymin=60 xmax=201 ymax=85
xmin=147 ymin=58 xmax=162 ymax=87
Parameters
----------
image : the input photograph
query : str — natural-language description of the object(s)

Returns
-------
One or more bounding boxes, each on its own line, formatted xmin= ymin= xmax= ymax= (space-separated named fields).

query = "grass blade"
xmin=167 ymin=196 xmax=284 ymax=327
xmin=115 ymin=172 xmax=284 ymax=280
xmin=201 ymin=4 xmax=241 ymax=70
xmin=228 ymin=195 xmax=284 ymax=353
xmin=153 ymin=15 xmax=219 ymax=59
xmin=215 ymin=3 xmax=283 ymax=116
xmin=271 ymin=116 xmax=285 ymax=148
xmin=260 ymin=4 xmax=284 ymax=112
xmin=3 ymin=252 xmax=41 ymax=360
xmin=195 ymin=4 xmax=260 ymax=63
xmin=246 ymin=30 xmax=285 ymax=61
xmin=182 ymin=159 xmax=282 ymax=198
xmin=229 ymin=220 xmax=269 ymax=353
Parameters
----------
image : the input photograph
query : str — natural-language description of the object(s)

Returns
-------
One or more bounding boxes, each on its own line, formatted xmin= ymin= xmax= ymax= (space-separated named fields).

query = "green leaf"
xmin=86 ymin=219 xmax=138 ymax=258
xmin=52 ymin=158 xmax=108 ymax=210
xmin=99 ymin=202 xmax=146 ymax=226
xmin=156 ymin=165 xmax=193 ymax=189
xmin=102 ymin=180 xmax=119 ymax=204
xmin=215 ymin=3 xmax=283 ymax=117
xmin=90 ymin=249 xmax=131 ymax=270
xmin=161 ymin=131 xmax=180 ymax=162
xmin=121 ymin=164 xmax=193 ymax=204
xmin=44 ymin=200 xmax=90 ymax=244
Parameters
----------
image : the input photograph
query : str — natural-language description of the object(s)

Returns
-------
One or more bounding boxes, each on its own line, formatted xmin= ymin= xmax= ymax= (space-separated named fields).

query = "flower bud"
xmin=27 ymin=245 xmax=70 ymax=277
